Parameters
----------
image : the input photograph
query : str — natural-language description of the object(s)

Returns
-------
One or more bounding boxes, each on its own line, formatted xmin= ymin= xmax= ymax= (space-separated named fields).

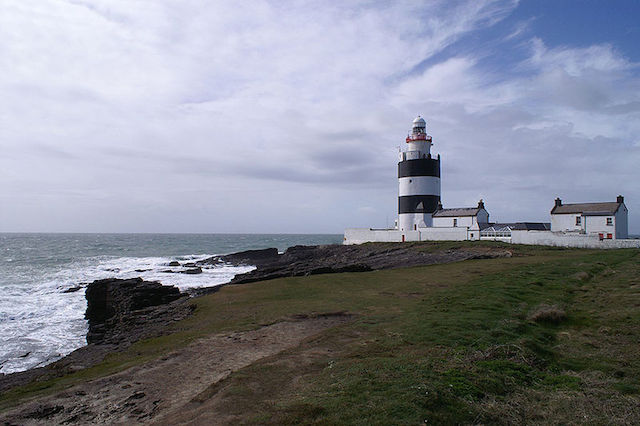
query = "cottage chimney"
xmin=617 ymin=195 xmax=624 ymax=204
xmin=437 ymin=200 xmax=443 ymax=210
xmin=477 ymin=199 xmax=485 ymax=209
xmin=555 ymin=197 xmax=562 ymax=207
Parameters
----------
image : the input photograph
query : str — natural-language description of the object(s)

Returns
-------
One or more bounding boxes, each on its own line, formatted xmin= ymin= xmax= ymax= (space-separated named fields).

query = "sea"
xmin=0 ymin=233 xmax=342 ymax=375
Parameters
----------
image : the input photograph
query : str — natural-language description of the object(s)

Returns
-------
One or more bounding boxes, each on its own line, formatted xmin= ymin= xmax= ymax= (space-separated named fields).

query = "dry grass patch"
xmin=528 ymin=304 xmax=567 ymax=324
xmin=572 ymin=271 xmax=591 ymax=281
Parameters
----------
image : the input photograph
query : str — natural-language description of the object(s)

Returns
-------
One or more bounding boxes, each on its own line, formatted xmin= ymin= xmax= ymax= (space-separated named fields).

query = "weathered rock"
xmin=167 ymin=261 xmax=180 ymax=267
xmin=181 ymin=267 xmax=202 ymax=275
xmin=199 ymin=248 xmax=280 ymax=268
xmin=85 ymin=278 xmax=185 ymax=344
xmin=225 ymin=242 xmax=515 ymax=285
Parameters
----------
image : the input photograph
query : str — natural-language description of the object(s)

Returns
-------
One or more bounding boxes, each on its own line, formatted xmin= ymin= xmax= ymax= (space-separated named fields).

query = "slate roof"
xmin=551 ymin=202 xmax=620 ymax=215
xmin=508 ymin=222 xmax=551 ymax=231
xmin=432 ymin=207 xmax=482 ymax=217
xmin=481 ymin=222 xmax=550 ymax=231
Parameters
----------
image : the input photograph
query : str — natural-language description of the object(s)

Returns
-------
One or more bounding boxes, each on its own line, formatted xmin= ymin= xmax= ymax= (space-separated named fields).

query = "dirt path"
xmin=0 ymin=314 xmax=351 ymax=425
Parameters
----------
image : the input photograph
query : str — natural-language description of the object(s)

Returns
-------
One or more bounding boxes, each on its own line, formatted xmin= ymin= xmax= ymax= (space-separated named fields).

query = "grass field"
xmin=2 ymin=242 xmax=639 ymax=424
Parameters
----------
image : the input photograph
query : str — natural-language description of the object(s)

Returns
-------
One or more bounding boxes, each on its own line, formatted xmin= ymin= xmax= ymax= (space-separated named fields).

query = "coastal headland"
xmin=1 ymin=241 xmax=639 ymax=424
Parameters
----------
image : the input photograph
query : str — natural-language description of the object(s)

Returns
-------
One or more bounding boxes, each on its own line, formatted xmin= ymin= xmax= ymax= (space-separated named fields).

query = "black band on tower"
xmin=398 ymin=158 xmax=440 ymax=178
xmin=398 ymin=195 xmax=440 ymax=214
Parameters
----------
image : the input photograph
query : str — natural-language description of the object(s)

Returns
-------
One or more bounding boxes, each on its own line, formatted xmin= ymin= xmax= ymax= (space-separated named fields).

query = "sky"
xmin=1 ymin=0 xmax=639 ymax=234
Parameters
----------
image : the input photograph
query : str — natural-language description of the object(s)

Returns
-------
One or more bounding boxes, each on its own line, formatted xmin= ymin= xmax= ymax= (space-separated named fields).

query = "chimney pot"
xmin=555 ymin=197 xmax=562 ymax=207
xmin=478 ymin=199 xmax=485 ymax=209
xmin=617 ymin=195 xmax=624 ymax=204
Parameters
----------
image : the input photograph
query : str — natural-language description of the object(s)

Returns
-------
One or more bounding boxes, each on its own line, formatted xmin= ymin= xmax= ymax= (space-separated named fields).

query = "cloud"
xmin=528 ymin=38 xmax=632 ymax=76
xmin=1 ymin=0 xmax=639 ymax=233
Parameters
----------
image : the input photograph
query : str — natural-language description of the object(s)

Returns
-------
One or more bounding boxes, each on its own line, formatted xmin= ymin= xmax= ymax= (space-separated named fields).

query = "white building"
xmin=432 ymin=200 xmax=490 ymax=237
xmin=550 ymin=196 xmax=628 ymax=239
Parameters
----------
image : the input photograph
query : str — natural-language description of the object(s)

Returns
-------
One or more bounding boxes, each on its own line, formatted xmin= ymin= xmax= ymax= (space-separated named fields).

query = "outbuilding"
xmin=550 ymin=196 xmax=628 ymax=239
xmin=432 ymin=200 xmax=490 ymax=229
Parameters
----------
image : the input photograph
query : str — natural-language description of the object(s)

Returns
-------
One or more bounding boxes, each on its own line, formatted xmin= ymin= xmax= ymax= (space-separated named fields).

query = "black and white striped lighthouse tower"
xmin=398 ymin=116 xmax=441 ymax=231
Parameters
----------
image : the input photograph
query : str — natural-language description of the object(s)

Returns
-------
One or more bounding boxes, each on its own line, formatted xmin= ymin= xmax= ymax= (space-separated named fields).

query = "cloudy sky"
xmin=1 ymin=0 xmax=639 ymax=234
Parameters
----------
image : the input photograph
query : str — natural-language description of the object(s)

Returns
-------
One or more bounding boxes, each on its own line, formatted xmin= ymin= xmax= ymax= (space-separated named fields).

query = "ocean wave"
xmin=0 ymin=254 xmax=254 ymax=374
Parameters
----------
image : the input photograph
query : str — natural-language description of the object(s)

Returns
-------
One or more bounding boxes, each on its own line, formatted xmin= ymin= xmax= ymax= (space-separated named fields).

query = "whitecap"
xmin=0 ymin=253 xmax=253 ymax=374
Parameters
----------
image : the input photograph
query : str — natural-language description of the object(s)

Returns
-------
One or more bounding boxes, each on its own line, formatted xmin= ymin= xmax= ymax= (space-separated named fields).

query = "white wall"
xmin=345 ymin=228 xmax=640 ymax=248
xmin=419 ymin=227 xmax=469 ymax=241
xmin=551 ymin=213 xmax=582 ymax=232
xmin=399 ymin=213 xmax=432 ymax=231
xmin=344 ymin=227 xmax=474 ymax=244
xmin=510 ymin=230 xmax=640 ymax=248
xmin=433 ymin=216 xmax=476 ymax=228
xmin=432 ymin=209 xmax=488 ymax=229
xmin=344 ymin=228 xmax=403 ymax=245
xmin=584 ymin=215 xmax=616 ymax=238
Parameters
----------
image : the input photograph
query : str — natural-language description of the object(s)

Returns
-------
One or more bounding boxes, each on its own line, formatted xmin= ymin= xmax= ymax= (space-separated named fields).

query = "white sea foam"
xmin=0 ymin=254 xmax=254 ymax=374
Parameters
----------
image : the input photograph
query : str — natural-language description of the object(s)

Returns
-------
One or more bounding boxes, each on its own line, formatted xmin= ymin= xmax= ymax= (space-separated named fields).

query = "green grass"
xmin=2 ymin=242 xmax=639 ymax=423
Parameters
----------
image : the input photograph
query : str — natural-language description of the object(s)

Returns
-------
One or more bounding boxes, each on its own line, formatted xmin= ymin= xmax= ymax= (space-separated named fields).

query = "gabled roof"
xmin=432 ymin=207 xmax=482 ymax=217
xmin=551 ymin=202 xmax=620 ymax=215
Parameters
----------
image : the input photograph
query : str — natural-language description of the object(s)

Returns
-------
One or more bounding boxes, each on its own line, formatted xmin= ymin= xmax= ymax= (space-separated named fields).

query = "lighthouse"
xmin=398 ymin=116 xmax=441 ymax=231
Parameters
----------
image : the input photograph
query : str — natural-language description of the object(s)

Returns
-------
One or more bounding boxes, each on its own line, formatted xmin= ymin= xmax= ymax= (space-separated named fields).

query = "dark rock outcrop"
xmin=85 ymin=278 xmax=186 ymax=345
xmin=198 ymin=242 xmax=514 ymax=285
xmin=199 ymin=248 xmax=280 ymax=268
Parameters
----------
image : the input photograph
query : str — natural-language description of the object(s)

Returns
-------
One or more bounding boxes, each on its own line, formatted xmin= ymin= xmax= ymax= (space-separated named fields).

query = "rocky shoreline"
xmin=0 ymin=242 xmax=513 ymax=396
xmin=198 ymin=241 xmax=514 ymax=284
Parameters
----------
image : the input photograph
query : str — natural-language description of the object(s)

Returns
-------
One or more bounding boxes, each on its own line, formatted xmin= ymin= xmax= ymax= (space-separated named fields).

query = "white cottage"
xmin=550 ymin=195 xmax=628 ymax=239
xmin=431 ymin=200 xmax=490 ymax=240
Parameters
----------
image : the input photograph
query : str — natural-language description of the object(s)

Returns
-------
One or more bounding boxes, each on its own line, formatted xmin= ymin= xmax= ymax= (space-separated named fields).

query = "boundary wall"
xmin=344 ymin=228 xmax=640 ymax=248
xmin=510 ymin=230 xmax=640 ymax=249
xmin=344 ymin=227 xmax=468 ymax=245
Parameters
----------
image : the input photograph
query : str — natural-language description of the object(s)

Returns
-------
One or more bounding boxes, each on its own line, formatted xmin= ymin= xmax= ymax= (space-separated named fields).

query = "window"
xmin=606 ymin=217 xmax=613 ymax=226
xmin=576 ymin=216 xmax=581 ymax=226
xmin=453 ymin=218 xmax=457 ymax=227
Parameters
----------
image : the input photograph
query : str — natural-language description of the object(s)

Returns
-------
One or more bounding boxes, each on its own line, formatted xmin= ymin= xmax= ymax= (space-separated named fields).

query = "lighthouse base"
xmin=398 ymin=213 xmax=433 ymax=232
